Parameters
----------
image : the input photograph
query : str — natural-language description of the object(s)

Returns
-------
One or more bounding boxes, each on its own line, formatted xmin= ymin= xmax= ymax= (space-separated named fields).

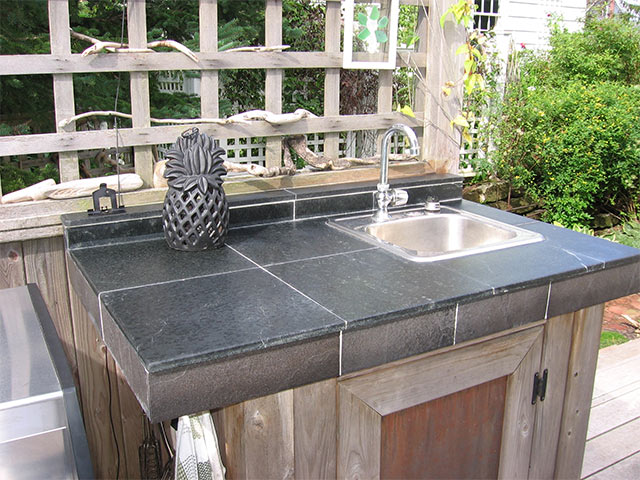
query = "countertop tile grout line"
xmin=95 ymin=263 xmax=259 ymax=299
xmin=453 ymin=303 xmax=459 ymax=345
xmin=545 ymin=281 xmax=552 ymax=319
xmin=226 ymin=245 xmax=348 ymax=328
xmin=256 ymin=246 xmax=380 ymax=268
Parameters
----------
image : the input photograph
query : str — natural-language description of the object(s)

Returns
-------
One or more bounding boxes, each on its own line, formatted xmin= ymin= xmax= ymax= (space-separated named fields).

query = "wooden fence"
xmin=0 ymin=0 xmax=463 ymax=194
xmin=0 ymin=1 xmax=465 ymax=477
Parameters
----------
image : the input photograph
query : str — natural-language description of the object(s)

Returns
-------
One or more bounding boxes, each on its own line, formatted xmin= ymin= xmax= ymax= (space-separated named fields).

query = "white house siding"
xmin=493 ymin=0 xmax=587 ymax=57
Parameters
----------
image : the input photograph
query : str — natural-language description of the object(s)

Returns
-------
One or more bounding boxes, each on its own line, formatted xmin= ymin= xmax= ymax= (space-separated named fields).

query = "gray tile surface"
xmin=70 ymin=239 xmax=254 ymax=293
xmin=101 ymin=268 xmax=344 ymax=371
xmin=268 ymin=249 xmax=491 ymax=325
xmin=63 ymin=176 xmax=640 ymax=421
xmin=227 ymin=219 xmax=374 ymax=266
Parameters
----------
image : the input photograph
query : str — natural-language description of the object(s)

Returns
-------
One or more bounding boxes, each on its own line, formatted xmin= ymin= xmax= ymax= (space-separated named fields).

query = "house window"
xmin=474 ymin=0 xmax=500 ymax=31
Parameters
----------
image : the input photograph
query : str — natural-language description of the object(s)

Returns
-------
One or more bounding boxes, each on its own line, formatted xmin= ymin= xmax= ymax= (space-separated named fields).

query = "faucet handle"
xmin=425 ymin=196 xmax=441 ymax=212
xmin=391 ymin=189 xmax=409 ymax=207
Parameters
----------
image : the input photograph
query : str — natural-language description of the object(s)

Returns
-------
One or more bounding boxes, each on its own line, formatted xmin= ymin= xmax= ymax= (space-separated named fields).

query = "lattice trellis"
xmin=0 ymin=0 xmax=465 ymax=197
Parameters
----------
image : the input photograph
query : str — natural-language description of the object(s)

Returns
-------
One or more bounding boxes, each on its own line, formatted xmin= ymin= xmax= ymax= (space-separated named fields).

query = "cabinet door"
xmin=338 ymin=325 xmax=544 ymax=479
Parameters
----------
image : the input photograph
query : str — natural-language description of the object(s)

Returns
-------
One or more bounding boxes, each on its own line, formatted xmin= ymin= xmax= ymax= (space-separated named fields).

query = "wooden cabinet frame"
xmin=337 ymin=304 xmax=603 ymax=479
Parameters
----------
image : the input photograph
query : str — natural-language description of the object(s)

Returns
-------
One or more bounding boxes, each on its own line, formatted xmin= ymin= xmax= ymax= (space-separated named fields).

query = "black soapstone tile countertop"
xmin=63 ymin=176 xmax=640 ymax=421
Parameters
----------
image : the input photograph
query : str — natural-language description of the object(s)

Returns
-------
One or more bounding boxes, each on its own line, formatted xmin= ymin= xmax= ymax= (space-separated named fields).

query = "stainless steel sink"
xmin=328 ymin=206 xmax=544 ymax=262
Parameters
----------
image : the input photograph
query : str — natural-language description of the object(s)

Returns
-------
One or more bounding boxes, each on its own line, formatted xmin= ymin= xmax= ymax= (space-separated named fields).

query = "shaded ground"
xmin=603 ymin=293 xmax=640 ymax=340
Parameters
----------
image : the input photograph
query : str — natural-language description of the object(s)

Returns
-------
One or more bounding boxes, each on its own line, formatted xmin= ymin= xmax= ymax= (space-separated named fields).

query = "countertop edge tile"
xmin=547 ymin=261 xmax=640 ymax=318
xmin=341 ymin=306 xmax=456 ymax=374
xmin=146 ymin=333 xmax=340 ymax=422
xmin=455 ymin=285 xmax=549 ymax=344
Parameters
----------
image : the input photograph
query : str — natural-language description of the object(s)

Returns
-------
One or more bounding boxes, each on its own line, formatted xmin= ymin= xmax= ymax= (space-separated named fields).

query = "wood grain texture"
xmin=70 ymin=286 xmax=127 ymax=479
xmin=265 ymin=0 xmax=283 ymax=169
xmin=323 ymin=0 xmax=341 ymax=161
xmin=116 ymin=363 xmax=147 ymax=479
xmin=0 ymin=51 xmax=425 ymax=76
xmin=376 ymin=70 xmax=394 ymax=154
xmin=338 ymin=384 xmax=382 ymax=479
xmin=293 ymin=379 xmax=337 ymax=479
xmin=243 ymin=389 xmax=295 ymax=479
xmin=413 ymin=5 xmax=428 ymax=151
xmin=128 ymin=0 xmax=154 ymax=187
xmin=199 ymin=0 xmax=219 ymax=118
xmin=555 ymin=304 xmax=605 ymax=479
xmin=380 ymin=376 xmax=507 ymax=479
xmin=48 ymin=0 xmax=79 ymax=182
xmin=341 ymin=325 xmax=542 ymax=416
xmin=423 ymin=0 xmax=465 ymax=173
xmin=0 ymin=112 xmax=424 ymax=157
xmin=529 ymin=312 xmax=575 ymax=479
xmin=0 ymin=242 xmax=26 ymax=289
xmin=23 ymin=236 xmax=77 ymax=380
xmin=498 ymin=327 xmax=543 ymax=479
xmin=213 ymin=403 xmax=246 ymax=480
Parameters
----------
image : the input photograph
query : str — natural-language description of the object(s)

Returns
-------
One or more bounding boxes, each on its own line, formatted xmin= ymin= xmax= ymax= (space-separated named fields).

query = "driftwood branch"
xmin=58 ymin=108 xmax=317 ymax=129
xmin=284 ymin=135 xmax=418 ymax=171
xmin=70 ymin=29 xmax=198 ymax=62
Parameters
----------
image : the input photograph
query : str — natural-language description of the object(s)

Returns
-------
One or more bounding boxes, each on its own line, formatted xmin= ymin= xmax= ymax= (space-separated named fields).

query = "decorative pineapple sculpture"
xmin=162 ymin=128 xmax=229 ymax=251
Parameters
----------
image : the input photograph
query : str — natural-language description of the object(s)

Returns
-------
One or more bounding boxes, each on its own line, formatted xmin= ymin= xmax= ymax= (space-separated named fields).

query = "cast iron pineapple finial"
xmin=162 ymin=129 xmax=229 ymax=251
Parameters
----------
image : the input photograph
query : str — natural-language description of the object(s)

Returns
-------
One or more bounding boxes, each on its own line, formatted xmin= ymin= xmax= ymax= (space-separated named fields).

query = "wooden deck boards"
xmin=582 ymin=339 xmax=640 ymax=479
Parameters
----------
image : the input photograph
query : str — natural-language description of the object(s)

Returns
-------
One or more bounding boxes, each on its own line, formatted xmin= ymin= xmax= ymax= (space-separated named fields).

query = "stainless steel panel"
xmin=0 ymin=287 xmax=62 ymax=404
xmin=0 ymin=286 xmax=93 ymax=479
xmin=0 ymin=428 xmax=74 ymax=480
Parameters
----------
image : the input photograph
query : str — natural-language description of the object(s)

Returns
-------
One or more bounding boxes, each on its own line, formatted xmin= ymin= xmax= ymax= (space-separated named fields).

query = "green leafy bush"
xmin=0 ymin=163 xmax=59 ymax=195
xmin=492 ymin=17 xmax=640 ymax=227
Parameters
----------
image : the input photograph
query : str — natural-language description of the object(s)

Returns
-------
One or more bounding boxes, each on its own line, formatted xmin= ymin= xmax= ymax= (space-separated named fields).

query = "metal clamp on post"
xmin=88 ymin=183 xmax=126 ymax=216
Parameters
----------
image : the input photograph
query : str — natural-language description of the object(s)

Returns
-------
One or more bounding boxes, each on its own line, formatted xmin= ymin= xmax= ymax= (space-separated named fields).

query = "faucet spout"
xmin=373 ymin=124 xmax=420 ymax=222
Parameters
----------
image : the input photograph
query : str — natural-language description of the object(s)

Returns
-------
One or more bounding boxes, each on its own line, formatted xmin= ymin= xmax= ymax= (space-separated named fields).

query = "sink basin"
xmin=328 ymin=206 xmax=544 ymax=262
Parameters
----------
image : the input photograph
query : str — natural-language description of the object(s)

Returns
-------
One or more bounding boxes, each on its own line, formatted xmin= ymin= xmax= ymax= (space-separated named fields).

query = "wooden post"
xmin=265 ymin=0 xmax=283 ymax=169
xmin=414 ymin=4 xmax=428 ymax=153
xmin=423 ymin=0 xmax=465 ymax=173
xmin=128 ymin=0 xmax=154 ymax=187
xmin=48 ymin=0 xmax=80 ymax=182
xmin=324 ymin=0 xmax=341 ymax=161
xmin=528 ymin=312 xmax=575 ymax=479
xmin=23 ymin=237 xmax=78 ymax=382
xmin=555 ymin=304 xmax=605 ymax=478
xmin=200 ymin=0 xmax=219 ymax=118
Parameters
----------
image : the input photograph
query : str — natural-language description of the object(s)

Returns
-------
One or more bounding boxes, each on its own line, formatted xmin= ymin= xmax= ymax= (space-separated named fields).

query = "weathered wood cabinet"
xmin=213 ymin=305 xmax=603 ymax=479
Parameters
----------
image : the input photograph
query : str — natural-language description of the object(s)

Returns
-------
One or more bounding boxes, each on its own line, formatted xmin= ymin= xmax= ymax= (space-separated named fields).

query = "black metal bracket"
xmin=532 ymin=368 xmax=549 ymax=405
xmin=88 ymin=183 xmax=126 ymax=216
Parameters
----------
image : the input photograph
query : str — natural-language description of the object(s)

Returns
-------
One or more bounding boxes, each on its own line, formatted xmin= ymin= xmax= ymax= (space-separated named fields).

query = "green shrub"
xmin=602 ymin=218 xmax=640 ymax=248
xmin=492 ymin=16 xmax=640 ymax=227
xmin=0 ymin=162 xmax=59 ymax=195
xmin=494 ymin=81 xmax=640 ymax=226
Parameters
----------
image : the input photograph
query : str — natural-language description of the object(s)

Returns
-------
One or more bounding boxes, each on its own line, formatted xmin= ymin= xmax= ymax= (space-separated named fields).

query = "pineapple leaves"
xmin=197 ymin=176 xmax=209 ymax=194
xmin=164 ymin=128 xmax=227 ymax=193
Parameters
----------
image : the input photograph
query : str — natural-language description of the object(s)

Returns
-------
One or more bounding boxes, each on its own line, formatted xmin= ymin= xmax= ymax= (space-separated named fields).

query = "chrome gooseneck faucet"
xmin=373 ymin=124 xmax=420 ymax=222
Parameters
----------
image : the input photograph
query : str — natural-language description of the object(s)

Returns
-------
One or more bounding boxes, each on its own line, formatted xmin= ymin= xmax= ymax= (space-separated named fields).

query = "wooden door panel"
xmin=338 ymin=325 xmax=544 ymax=479
xmin=381 ymin=376 xmax=507 ymax=479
